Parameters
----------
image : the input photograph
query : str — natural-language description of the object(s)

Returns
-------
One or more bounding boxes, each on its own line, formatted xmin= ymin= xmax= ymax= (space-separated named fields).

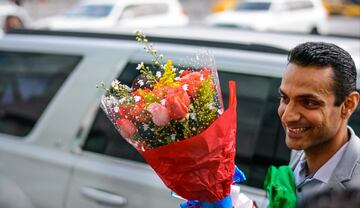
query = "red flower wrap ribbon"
xmin=142 ymin=81 xmax=237 ymax=202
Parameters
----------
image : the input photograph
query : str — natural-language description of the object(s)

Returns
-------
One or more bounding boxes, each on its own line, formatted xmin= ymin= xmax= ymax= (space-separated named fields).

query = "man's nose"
xmin=280 ymin=102 xmax=301 ymax=124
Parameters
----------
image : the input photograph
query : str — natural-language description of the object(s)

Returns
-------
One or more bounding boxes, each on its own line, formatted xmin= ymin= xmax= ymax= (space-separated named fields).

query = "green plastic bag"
xmin=264 ymin=166 xmax=297 ymax=208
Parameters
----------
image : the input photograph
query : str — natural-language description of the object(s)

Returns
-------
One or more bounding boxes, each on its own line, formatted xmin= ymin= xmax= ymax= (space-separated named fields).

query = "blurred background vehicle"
xmin=0 ymin=27 xmax=359 ymax=208
xmin=205 ymin=0 xmax=329 ymax=34
xmin=0 ymin=0 xmax=31 ymax=33
xmin=33 ymin=0 xmax=189 ymax=30
xmin=323 ymin=0 xmax=360 ymax=16
xmin=211 ymin=0 xmax=238 ymax=12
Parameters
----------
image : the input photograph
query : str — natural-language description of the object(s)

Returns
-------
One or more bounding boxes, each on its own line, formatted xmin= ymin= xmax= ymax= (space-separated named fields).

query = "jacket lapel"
xmin=327 ymin=127 xmax=360 ymax=190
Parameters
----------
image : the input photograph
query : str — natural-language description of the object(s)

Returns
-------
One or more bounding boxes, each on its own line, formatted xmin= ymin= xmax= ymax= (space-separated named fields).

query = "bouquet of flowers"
xmin=98 ymin=31 xmax=244 ymax=207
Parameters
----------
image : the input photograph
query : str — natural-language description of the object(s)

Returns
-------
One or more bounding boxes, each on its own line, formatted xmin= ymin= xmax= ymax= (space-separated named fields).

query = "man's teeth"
xmin=288 ymin=127 xmax=307 ymax=133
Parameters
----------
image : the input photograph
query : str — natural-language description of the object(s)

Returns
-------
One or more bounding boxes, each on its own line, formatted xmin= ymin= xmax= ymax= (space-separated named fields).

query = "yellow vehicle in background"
xmin=323 ymin=0 xmax=360 ymax=16
xmin=211 ymin=0 xmax=238 ymax=12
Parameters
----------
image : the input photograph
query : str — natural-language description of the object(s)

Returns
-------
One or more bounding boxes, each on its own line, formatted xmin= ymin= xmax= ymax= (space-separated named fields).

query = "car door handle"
xmin=80 ymin=187 xmax=128 ymax=207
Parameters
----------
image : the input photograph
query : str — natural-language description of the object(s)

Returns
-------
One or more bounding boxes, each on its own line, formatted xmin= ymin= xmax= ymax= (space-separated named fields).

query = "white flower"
xmin=190 ymin=113 xmax=196 ymax=120
xmin=134 ymin=96 xmax=141 ymax=102
xmin=156 ymin=71 xmax=162 ymax=78
xmin=217 ymin=109 xmax=223 ymax=115
xmin=200 ymin=74 xmax=205 ymax=81
xmin=114 ymin=107 xmax=119 ymax=113
xmin=136 ymin=62 xmax=144 ymax=70
xmin=172 ymin=67 xmax=177 ymax=72
xmin=171 ymin=134 xmax=176 ymax=141
xmin=143 ymin=124 xmax=149 ymax=131
xmin=111 ymin=80 xmax=120 ymax=90
xmin=160 ymin=99 xmax=166 ymax=106
xmin=182 ymin=84 xmax=188 ymax=91
xmin=138 ymin=80 xmax=144 ymax=86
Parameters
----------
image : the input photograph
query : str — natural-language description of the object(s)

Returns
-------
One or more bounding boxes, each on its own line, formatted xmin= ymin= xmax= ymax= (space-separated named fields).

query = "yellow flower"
xmin=154 ymin=59 xmax=179 ymax=89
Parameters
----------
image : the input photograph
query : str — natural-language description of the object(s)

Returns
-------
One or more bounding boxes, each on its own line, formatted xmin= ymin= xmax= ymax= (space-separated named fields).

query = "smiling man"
xmin=278 ymin=42 xmax=360 ymax=205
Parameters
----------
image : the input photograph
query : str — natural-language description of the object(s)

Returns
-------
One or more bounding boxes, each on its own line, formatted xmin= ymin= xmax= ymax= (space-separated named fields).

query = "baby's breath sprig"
xmin=96 ymin=80 xmax=131 ymax=98
xmin=136 ymin=62 xmax=158 ymax=85
xmin=135 ymin=30 xmax=165 ymax=70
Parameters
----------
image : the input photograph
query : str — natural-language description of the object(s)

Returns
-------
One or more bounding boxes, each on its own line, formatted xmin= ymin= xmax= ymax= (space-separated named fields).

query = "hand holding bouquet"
xmin=98 ymin=31 xmax=243 ymax=207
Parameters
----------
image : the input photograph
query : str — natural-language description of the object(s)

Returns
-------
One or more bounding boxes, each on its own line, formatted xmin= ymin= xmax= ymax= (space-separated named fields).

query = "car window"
xmin=65 ymin=4 xmax=114 ymax=18
xmin=284 ymin=0 xmax=314 ymax=11
xmin=0 ymin=51 xmax=81 ymax=137
xmin=82 ymin=62 xmax=146 ymax=162
xmin=121 ymin=3 xmax=169 ymax=19
xmin=219 ymin=70 xmax=289 ymax=188
xmin=83 ymin=62 xmax=289 ymax=188
xmin=236 ymin=1 xmax=272 ymax=11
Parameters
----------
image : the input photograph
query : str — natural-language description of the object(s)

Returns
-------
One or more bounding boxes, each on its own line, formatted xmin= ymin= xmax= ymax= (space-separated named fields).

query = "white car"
xmin=205 ymin=0 xmax=328 ymax=34
xmin=34 ymin=0 xmax=189 ymax=30
xmin=0 ymin=27 xmax=359 ymax=208
xmin=0 ymin=0 xmax=31 ymax=33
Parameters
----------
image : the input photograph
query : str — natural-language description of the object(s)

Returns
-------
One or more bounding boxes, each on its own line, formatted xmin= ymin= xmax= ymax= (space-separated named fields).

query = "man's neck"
xmin=304 ymin=127 xmax=349 ymax=175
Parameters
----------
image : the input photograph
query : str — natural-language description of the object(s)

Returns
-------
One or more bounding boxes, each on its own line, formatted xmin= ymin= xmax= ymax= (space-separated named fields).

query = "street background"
xmin=22 ymin=0 xmax=360 ymax=38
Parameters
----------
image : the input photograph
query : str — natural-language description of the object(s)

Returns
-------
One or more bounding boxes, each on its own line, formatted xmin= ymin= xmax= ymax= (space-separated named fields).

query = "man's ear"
xmin=342 ymin=91 xmax=360 ymax=119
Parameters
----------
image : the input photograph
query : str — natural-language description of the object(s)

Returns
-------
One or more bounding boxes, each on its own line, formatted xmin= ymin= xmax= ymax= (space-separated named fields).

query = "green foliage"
xmin=190 ymin=78 xmax=218 ymax=135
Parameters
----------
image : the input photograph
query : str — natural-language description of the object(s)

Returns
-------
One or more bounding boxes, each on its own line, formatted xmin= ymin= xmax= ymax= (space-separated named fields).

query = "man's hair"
xmin=288 ymin=42 xmax=357 ymax=106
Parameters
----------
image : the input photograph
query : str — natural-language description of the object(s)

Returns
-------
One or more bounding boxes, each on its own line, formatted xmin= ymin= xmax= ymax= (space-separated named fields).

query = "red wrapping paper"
xmin=142 ymin=81 xmax=237 ymax=202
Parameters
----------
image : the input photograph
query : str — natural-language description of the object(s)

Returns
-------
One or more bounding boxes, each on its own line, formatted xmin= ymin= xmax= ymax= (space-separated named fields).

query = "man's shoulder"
xmin=347 ymin=127 xmax=360 ymax=158
xmin=334 ymin=127 xmax=360 ymax=186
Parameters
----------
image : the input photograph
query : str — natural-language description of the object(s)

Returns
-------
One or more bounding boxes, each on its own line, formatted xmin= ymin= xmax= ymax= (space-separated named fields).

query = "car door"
xmin=0 ymin=49 xmax=82 ymax=208
xmin=65 ymin=59 xmax=182 ymax=208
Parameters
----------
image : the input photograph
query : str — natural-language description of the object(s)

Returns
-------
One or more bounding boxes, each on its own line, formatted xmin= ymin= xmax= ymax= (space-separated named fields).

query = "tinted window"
xmin=66 ymin=4 xmax=113 ymax=18
xmin=0 ymin=51 xmax=81 ymax=136
xmin=121 ymin=4 xmax=168 ymax=19
xmin=219 ymin=71 xmax=289 ymax=188
xmin=83 ymin=62 xmax=145 ymax=162
xmin=236 ymin=2 xmax=271 ymax=11
xmin=84 ymin=62 xmax=289 ymax=188
xmin=284 ymin=0 xmax=314 ymax=10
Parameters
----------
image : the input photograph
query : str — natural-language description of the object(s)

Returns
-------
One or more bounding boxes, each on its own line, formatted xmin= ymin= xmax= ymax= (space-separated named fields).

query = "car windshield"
xmin=236 ymin=1 xmax=271 ymax=11
xmin=65 ymin=4 xmax=113 ymax=18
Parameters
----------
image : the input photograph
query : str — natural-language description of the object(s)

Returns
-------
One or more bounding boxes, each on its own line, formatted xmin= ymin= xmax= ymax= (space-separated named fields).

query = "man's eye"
xmin=304 ymin=100 xmax=319 ymax=107
xmin=280 ymin=96 xmax=289 ymax=103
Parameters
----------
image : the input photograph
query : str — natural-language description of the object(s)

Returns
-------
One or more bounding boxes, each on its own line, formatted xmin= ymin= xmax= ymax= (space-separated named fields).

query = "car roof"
xmin=106 ymin=27 xmax=360 ymax=66
xmin=6 ymin=27 xmax=360 ymax=65
xmin=4 ymin=27 xmax=360 ymax=89
xmin=78 ymin=0 xmax=178 ymax=5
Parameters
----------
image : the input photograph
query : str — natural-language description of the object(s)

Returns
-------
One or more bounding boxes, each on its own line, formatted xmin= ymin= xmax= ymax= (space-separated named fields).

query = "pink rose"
xmin=166 ymin=88 xmax=190 ymax=120
xmin=115 ymin=118 xmax=137 ymax=139
xmin=147 ymin=103 xmax=170 ymax=126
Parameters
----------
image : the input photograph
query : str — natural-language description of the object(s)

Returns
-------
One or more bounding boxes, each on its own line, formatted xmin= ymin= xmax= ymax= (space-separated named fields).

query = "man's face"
xmin=278 ymin=63 xmax=345 ymax=151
